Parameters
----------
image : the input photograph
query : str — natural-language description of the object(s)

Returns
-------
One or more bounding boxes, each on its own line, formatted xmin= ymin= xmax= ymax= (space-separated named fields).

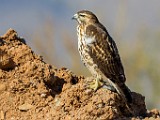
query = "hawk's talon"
xmin=89 ymin=78 xmax=103 ymax=91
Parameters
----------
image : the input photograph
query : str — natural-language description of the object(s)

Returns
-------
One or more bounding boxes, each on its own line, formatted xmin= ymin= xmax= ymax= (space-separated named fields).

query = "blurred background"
xmin=0 ymin=0 xmax=160 ymax=109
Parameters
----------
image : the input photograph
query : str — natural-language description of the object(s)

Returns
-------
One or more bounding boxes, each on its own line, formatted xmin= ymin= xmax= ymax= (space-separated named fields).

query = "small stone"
xmin=41 ymin=93 xmax=47 ymax=98
xmin=98 ymin=103 xmax=103 ymax=108
xmin=85 ymin=89 xmax=92 ymax=95
xmin=18 ymin=103 xmax=33 ymax=111
xmin=0 ymin=111 xmax=5 ymax=120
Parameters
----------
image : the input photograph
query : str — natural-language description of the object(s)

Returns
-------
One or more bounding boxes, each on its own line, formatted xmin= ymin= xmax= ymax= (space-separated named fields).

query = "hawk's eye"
xmin=79 ymin=14 xmax=85 ymax=17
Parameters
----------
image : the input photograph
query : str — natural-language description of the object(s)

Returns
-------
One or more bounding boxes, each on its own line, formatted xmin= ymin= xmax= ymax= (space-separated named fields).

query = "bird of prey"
xmin=72 ymin=10 xmax=132 ymax=103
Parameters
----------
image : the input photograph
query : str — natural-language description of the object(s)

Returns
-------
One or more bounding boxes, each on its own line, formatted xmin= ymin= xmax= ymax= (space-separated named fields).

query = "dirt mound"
xmin=0 ymin=29 xmax=159 ymax=120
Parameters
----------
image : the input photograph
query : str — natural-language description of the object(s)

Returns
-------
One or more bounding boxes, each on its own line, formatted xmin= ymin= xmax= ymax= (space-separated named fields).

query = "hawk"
xmin=72 ymin=10 xmax=132 ymax=103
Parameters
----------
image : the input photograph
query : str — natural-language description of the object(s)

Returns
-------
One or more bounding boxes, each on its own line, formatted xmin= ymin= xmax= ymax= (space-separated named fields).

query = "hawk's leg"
xmin=89 ymin=77 xmax=104 ymax=91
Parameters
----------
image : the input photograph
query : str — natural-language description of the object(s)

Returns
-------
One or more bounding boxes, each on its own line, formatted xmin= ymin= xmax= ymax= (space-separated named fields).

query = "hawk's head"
xmin=72 ymin=10 xmax=99 ymax=24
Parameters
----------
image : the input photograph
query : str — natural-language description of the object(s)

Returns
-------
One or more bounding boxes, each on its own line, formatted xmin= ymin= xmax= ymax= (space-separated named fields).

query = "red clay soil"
xmin=0 ymin=29 xmax=159 ymax=120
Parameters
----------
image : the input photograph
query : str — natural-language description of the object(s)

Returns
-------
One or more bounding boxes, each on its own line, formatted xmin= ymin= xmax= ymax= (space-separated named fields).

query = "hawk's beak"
xmin=72 ymin=13 xmax=78 ymax=20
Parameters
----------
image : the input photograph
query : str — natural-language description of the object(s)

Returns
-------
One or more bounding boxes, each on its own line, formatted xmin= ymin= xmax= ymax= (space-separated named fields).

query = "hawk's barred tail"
xmin=120 ymin=84 xmax=132 ymax=103
xmin=107 ymin=80 xmax=132 ymax=103
xmin=106 ymin=77 xmax=132 ymax=103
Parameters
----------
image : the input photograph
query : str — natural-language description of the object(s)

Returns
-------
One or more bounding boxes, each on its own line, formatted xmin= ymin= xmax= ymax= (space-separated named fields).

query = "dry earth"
xmin=0 ymin=29 xmax=159 ymax=120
